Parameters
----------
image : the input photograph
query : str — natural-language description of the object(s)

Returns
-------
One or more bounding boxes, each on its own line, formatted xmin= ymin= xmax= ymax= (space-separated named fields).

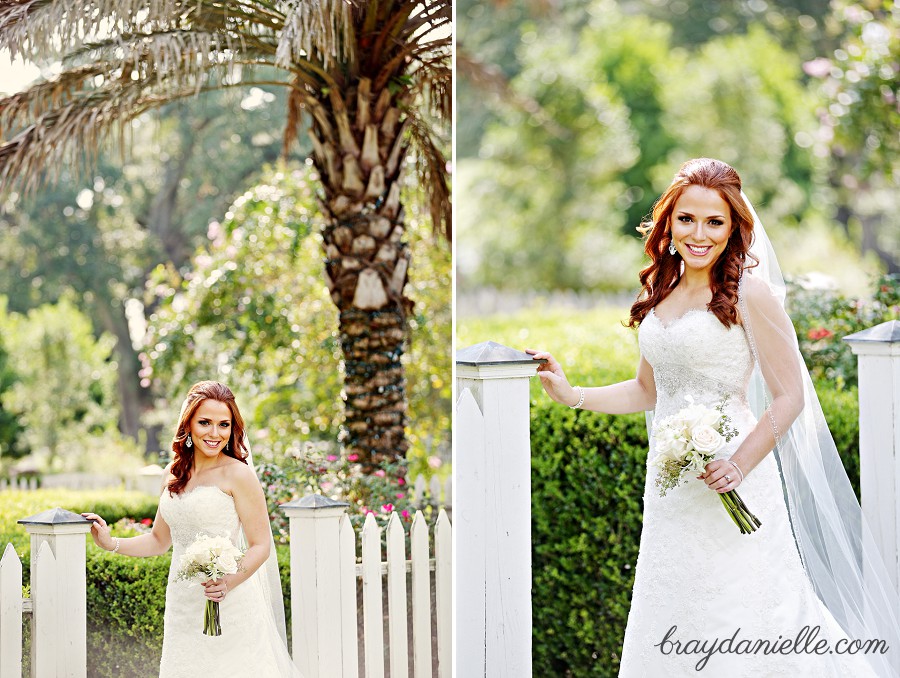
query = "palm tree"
xmin=0 ymin=1 xmax=451 ymax=469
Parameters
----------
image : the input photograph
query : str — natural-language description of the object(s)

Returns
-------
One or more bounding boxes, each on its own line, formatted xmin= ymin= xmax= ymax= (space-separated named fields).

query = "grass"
xmin=0 ymin=489 xmax=158 ymax=558
xmin=457 ymin=304 xmax=641 ymax=400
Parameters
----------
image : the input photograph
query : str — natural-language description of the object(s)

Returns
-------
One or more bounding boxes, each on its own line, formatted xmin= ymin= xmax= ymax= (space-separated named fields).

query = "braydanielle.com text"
xmin=655 ymin=624 xmax=890 ymax=671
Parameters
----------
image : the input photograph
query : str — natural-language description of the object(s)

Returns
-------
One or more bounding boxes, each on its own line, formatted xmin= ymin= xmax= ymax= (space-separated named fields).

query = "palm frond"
xmin=406 ymin=114 xmax=450 ymax=240
xmin=275 ymin=0 xmax=355 ymax=71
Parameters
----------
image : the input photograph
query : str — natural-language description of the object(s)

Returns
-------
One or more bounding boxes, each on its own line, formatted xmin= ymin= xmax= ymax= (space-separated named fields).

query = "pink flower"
xmin=375 ymin=469 xmax=386 ymax=477
xmin=396 ymin=492 xmax=405 ymax=499
xmin=381 ymin=503 xmax=393 ymax=513
xmin=347 ymin=453 xmax=359 ymax=462
xmin=401 ymin=510 xmax=410 ymax=519
xmin=397 ymin=478 xmax=406 ymax=486
xmin=428 ymin=456 xmax=442 ymax=469
xmin=327 ymin=455 xmax=338 ymax=462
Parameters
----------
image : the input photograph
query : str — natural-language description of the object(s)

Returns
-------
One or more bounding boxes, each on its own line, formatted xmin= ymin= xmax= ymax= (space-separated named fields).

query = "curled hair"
xmin=168 ymin=381 xmax=248 ymax=495
xmin=627 ymin=158 xmax=758 ymax=328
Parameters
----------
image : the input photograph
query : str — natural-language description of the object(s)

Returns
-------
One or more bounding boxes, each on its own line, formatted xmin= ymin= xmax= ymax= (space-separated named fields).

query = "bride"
xmin=528 ymin=158 xmax=900 ymax=676
xmin=82 ymin=380 xmax=302 ymax=677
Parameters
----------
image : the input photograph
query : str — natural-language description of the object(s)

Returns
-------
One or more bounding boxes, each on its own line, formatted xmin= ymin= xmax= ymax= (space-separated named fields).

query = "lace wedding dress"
xmin=158 ymin=485 xmax=303 ymax=678
xmin=618 ymin=308 xmax=879 ymax=676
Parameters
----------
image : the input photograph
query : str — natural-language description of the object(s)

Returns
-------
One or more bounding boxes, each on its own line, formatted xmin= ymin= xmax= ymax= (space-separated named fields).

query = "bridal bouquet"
xmin=175 ymin=534 xmax=244 ymax=636
xmin=650 ymin=396 xmax=762 ymax=534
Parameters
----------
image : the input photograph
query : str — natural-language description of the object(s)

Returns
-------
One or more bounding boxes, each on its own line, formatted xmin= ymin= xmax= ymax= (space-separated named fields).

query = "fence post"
xmin=456 ymin=341 xmax=542 ymax=678
xmin=281 ymin=494 xmax=350 ymax=678
xmin=845 ymin=320 xmax=900 ymax=594
xmin=17 ymin=507 xmax=92 ymax=678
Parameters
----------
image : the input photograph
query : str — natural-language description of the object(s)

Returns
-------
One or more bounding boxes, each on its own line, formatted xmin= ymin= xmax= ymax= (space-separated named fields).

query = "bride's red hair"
xmin=627 ymin=158 xmax=758 ymax=328
xmin=168 ymin=381 xmax=249 ymax=495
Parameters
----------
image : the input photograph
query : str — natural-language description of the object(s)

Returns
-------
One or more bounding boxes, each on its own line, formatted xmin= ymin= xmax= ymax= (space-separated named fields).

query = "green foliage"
xmin=258 ymin=450 xmax=439 ymax=547
xmin=0 ymin=312 xmax=25 ymax=460
xmin=788 ymin=273 xmax=900 ymax=388
xmin=812 ymin=1 xmax=900 ymax=178
xmin=531 ymin=404 xmax=647 ymax=676
xmin=0 ymin=296 xmax=142 ymax=475
xmin=145 ymin=164 xmax=451 ymax=475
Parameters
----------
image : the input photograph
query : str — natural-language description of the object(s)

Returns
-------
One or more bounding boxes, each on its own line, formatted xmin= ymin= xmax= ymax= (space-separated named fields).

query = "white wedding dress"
xmin=618 ymin=308 xmax=881 ymax=676
xmin=158 ymin=485 xmax=303 ymax=678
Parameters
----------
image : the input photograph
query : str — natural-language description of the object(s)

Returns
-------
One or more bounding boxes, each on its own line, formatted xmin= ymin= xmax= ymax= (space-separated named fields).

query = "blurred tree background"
xmin=0 ymin=85 xmax=451 ymax=481
xmin=457 ymin=0 xmax=898 ymax=301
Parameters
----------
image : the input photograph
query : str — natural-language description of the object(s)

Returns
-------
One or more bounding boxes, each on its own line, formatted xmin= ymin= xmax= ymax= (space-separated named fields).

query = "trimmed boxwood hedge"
xmin=530 ymin=385 xmax=861 ymax=677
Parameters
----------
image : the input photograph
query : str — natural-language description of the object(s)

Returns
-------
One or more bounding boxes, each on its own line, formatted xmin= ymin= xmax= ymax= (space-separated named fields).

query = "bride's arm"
xmin=218 ymin=463 xmax=271 ymax=590
xmin=81 ymin=509 xmax=172 ymax=557
xmin=702 ymin=276 xmax=804 ymax=490
xmin=82 ymin=471 xmax=173 ymax=556
xmin=526 ymin=349 xmax=657 ymax=414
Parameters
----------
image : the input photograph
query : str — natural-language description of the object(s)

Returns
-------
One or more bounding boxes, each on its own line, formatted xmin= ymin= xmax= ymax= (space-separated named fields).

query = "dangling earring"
xmin=185 ymin=436 xmax=193 ymax=448
xmin=224 ymin=442 xmax=229 ymax=453
xmin=668 ymin=241 xmax=677 ymax=255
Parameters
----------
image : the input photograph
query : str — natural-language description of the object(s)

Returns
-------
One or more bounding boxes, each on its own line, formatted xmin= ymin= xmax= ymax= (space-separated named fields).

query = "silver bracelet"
xmin=727 ymin=460 xmax=744 ymax=482
xmin=112 ymin=537 xmax=121 ymax=554
xmin=569 ymin=386 xmax=585 ymax=409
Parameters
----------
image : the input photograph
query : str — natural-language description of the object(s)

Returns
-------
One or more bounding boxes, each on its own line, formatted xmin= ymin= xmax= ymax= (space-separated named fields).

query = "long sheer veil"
xmin=242 ymin=441 xmax=288 ymax=645
xmin=739 ymin=192 xmax=900 ymax=676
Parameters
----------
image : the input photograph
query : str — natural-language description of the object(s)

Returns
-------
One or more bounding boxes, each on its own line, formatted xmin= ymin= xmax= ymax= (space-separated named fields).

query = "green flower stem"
xmin=719 ymin=490 xmax=762 ymax=534
xmin=204 ymin=599 xmax=222 ymax=636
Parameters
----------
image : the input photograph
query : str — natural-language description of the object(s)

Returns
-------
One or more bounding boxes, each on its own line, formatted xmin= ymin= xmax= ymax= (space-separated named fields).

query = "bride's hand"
xmin=203 ymin=574 xmax=237 ymax=602
xmin=525 ymin=348 xmax=580 ymax=407
xmin=698 ymin=459 xmax=742 ymax=493
xmin=81 ymin=512 xmax=115 ymax=551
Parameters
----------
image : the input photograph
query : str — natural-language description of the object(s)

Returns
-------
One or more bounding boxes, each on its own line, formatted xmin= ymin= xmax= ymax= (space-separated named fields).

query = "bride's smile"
xmin=189 ymin=399 xmax=233 ymax=459
xmin=670 ymin=184 xmax=732 ymax=274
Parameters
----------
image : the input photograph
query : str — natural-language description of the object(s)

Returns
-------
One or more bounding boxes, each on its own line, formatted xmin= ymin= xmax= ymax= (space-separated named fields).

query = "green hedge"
xmin=530 ymin=384 xmax=861 ymax=677
xmin=531 ymin=405 xmax=646 ymax=677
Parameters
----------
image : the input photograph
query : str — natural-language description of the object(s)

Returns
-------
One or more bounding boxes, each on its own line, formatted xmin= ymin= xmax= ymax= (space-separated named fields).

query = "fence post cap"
xmin=455 ymin=340 xmax=546 ymax=366
xmin=844 ymin=320 xmax=900 ymax=344
xmin=844 ymin=320 xmax=900 ymax=355
xmin=281 ymin=494 xmax=350 ymax=511
xmin=17 ymin=507 xmax=92 ymax=526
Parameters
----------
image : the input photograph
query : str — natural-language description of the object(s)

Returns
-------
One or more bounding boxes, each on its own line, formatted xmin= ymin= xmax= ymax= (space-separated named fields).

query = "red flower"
xmin=140 ymin=518 xmax=152 ymax=526
xmin=807 ymin=328 xmax=833 ymax=341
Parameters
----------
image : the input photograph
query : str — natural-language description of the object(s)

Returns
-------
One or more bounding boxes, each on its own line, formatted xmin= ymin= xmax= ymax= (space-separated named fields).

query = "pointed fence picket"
xmin=0 ymin=543 xmax=24 ymax=678
xmin=284 ymin=497 xmax=452 ymax=678
xmin=386 ymin=514 xmax=409 ymax=678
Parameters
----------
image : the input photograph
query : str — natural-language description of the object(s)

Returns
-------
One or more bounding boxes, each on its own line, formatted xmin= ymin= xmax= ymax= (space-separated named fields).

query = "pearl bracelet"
xmin=111 ymin=537 xmax=121 ymax=554
xmin=727 ymin=460 xmax=744 ymax=482
xmin=569 ymin=386 xmax=585 ymax=409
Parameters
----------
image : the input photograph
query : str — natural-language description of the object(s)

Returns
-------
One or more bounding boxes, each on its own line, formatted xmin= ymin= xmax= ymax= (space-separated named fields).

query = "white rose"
xmin=691 ymin=424 xmax=724 ymax=454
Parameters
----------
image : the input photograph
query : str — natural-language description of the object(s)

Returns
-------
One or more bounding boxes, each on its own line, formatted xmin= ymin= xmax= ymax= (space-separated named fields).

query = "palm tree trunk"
xmin=305 ymin=78 xmax=414 ymax=469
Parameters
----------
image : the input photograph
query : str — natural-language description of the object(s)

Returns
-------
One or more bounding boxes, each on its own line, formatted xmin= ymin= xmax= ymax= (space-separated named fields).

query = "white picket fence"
xmin=0 ymin=502 xmax=451 ymax=678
